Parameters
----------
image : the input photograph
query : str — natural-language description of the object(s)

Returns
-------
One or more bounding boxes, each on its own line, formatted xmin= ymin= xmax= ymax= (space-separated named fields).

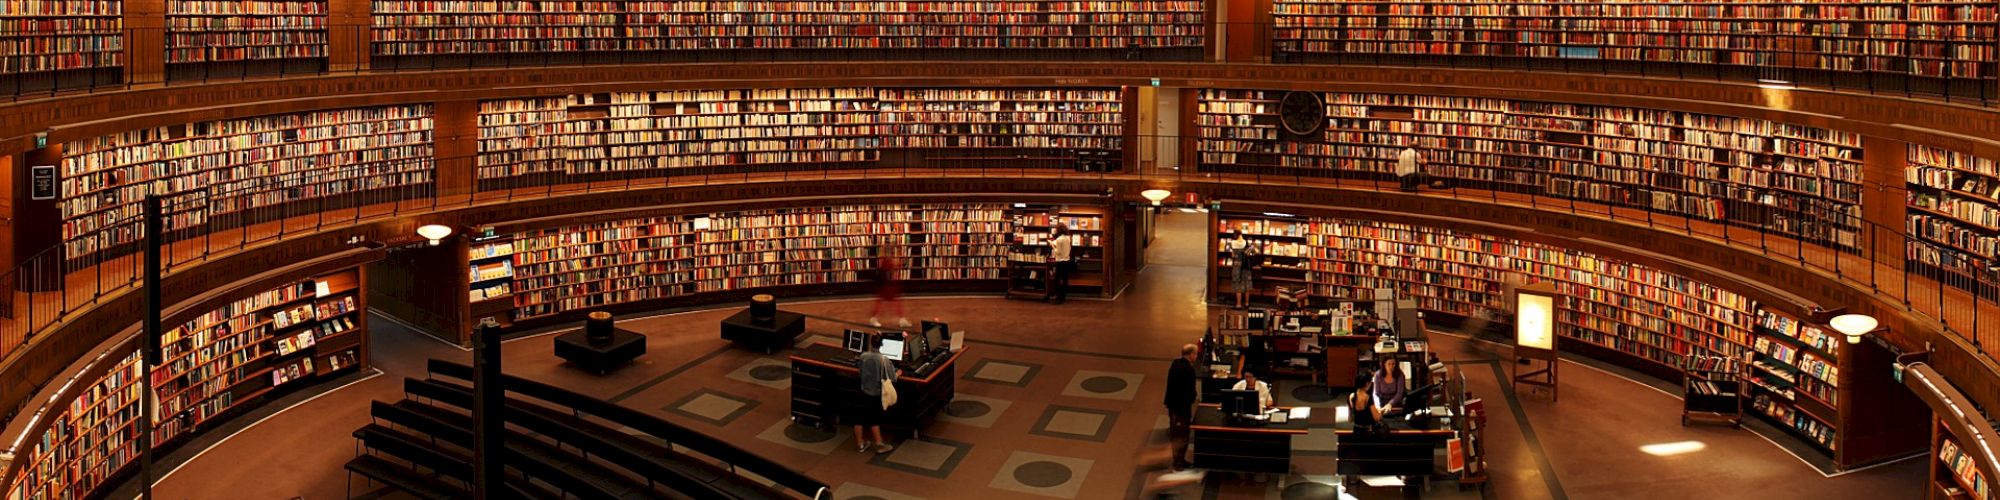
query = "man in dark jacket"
xmin=1165 ymin=343 xmax=1199 ymax=470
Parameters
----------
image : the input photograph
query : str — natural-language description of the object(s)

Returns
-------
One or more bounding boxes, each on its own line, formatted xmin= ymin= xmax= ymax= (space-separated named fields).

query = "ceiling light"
xmin=416 ymin=224 xmax=453 ymax=246
xmin=1140 ymin=189 xmax=1172 ymax=206
xmin=1828 ymin=313 xmax=1879 ymax=344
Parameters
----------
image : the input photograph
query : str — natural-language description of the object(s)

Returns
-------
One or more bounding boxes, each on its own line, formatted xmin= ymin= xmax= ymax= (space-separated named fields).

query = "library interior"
xmin=2 ymin=1 xmax=2000 ymax=498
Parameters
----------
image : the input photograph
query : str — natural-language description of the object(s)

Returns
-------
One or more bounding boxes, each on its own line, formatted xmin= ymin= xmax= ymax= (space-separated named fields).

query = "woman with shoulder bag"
xmin=854 ymin=335 xmax=901 ymax=454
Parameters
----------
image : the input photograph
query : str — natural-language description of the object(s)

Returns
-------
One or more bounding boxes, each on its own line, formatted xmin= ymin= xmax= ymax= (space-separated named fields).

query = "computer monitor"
xmin=1394 ymin=383 xmax=1438 ymax=418
xmin=1220 ymin=389 xmax=1260 ymax=417
xmin=908 ymin=331 xmax=929 ymax=358
xmin=843 ymin=329 xmax=869 ymax=353
xmin=922 ymin=320 xmax=948 ymax=352
xmin=880 ymin=334 xmax=906 ymax=362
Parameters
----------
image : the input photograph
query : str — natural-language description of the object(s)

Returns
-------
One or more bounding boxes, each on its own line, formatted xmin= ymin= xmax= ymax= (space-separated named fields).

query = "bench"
xmin=398 ymin=379 xmax=673 ymax=499
xmin=343 ymin=454 xmax=464 ymax=500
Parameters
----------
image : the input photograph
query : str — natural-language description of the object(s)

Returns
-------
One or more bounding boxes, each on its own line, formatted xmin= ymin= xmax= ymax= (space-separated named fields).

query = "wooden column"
xmin=1124 ymin=86 xmax=1144 ymax=172
xmin=1180 ymin=88 xmax=1202 ymax=174
xmin=14 ymin=146 xmax=63 ymax=292
xmin=366 ymin=236 xmax=472 ymax=345
xmin=1860 ymin=135 xmax=1909 ymax=270
xmin=1223 ymin=0 xmax=1272 ymax=62
xmin=328 ymin=0 xmax=371 ymax=71
xmin=1836 ymin=334 xmax=1928 ymax=468
xmin=434 ymin=100 xmax=480 ymax=199
xmin=123 ymin=0 xmax=165 ymax=85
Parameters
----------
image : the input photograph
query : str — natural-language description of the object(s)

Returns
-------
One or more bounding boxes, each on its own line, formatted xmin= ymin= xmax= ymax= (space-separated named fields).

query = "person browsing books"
xmin=1397 ymin=142 xmax=1424 ymax=192
xmin=1371 ymin=356 xmax=1407 ymax=416
xmin=1049 ymin=224 xmax=1075 ymax=304
xmin=1231 ymin=369 xmax=1274 ymax=413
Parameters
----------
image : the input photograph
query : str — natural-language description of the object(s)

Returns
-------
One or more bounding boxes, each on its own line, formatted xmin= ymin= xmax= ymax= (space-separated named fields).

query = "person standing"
xmin=1049 ymin=224 xmax=1075 ymax=304
xmin=1226 ymin=231 xmax=1254 ymax=308
xmin=869 ymin=244 xmax=909 ymax=328
xmin=1165 ymin=344 xmax=1199 ymax=470
xmin=854 ymin=335 xmax=899 ymax=454
xmin=1397 ymin=142 xmax=1424 ymax=192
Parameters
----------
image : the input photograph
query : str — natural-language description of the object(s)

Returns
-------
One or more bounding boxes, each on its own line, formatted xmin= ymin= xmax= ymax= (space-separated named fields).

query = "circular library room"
xmin=0 ymin=2 xmax=1997 ymax=499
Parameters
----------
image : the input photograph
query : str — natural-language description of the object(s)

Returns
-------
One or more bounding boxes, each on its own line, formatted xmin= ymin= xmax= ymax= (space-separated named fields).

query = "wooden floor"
xmin=135 ymin=211 xmax=1927 ymax=500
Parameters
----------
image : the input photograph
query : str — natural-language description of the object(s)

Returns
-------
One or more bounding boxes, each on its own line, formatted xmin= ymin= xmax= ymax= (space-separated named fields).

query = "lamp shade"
xmin=1828 ymin=313 xmax=1878 ymax=344
xmin=416 ymin=224 xmax=453 ymax=246
xmin=1140 ymin=189 xmax=1172 ymax=205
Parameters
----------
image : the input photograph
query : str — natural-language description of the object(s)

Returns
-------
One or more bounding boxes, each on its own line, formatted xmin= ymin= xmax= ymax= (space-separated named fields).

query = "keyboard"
xmin=829 ymin=354 xmax=858 ymax=366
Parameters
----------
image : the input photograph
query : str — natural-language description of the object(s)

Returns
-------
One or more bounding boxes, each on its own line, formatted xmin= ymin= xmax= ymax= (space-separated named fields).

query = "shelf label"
xmin=29 ymin=165 xmax=55 ymax=201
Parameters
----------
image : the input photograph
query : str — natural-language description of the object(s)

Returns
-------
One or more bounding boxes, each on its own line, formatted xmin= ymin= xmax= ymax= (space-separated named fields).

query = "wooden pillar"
xmin=434 ymin=100 xmax=480 ymax=199
xmin=123 ymin=0 xmax=165 ymax=85
xmin=14 ymin=146 xmax=63 ymax=292
xmin=1124 ymin=86 xmax=1145 ymax=173
xmin=1222 ymin=0 xmax=1272 ymax=63
xmin=1860 ymin=135 xmax=1908 ymax=269
xmin=1180 ymin=88 xmax=1202 ymax=174
xmin=328 ymin=0 xmax=372 ymax=71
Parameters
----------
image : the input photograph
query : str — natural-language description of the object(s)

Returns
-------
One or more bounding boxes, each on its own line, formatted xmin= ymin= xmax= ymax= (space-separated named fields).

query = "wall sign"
xmin=30 ymin=165 xmax=56 ymax=200
xmin=1516 ymin=292 xmax=1555 ymax=350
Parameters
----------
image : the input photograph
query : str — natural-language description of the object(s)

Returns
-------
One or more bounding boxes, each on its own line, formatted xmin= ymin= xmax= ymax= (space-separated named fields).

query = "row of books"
xmin=1941 ymin=439 xmax=1992 ymax=500
xmin=1907 ymin=145 xmax=2000 ymax=293
xmin=1752 ymin=394 xmax=1838 ymax=450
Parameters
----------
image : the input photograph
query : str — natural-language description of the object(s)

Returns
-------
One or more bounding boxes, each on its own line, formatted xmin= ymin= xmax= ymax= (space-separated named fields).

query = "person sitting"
xmin=1231 ymin=369 xmax=1274 ymax=413
xmin=1350 ymin=375 xmax=1384 ymax=432
xmin=1371 ymin=356 xmax=1407 ymax=417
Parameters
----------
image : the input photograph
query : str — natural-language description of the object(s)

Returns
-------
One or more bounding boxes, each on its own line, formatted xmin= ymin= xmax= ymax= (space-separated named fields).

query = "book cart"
xmin=1683 ymin=356 xmax=1746 ymax=427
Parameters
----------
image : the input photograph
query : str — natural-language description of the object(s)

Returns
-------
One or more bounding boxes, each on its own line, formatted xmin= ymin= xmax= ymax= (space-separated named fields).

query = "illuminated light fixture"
xmin=1263 ymin=212 xmax=1295 ymax=218
xmin=1757 ymin=79 xmax=1795 ymax=89
xmin=1638 ymin=441 xmax=1708 ymax=457
xmin=1140 ymin=189 xmax=1172 ymax=206
xmin=417 ymin=224 xmax=454 ymax=246
xmin=1828 ymin=313 xmax=1880 ymax=344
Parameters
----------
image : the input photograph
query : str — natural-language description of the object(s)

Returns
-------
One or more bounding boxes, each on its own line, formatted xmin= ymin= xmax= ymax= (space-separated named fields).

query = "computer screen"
xmin=1220 ymin=389 xmax=1259 ymax=416
xmin=908 ymin=333 xmax=928 ymax=358
xmin=922 ymin=322 xmax=947 ymax=354
xmin=881 ymin=338 xmax=906 ymax=361
xmin=844 ymin=329 xmax=868 ymax=353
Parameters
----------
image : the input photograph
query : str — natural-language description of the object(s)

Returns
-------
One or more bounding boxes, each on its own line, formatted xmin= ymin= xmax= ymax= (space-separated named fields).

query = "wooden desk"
xmin=1335 ymin=418 xmax=1456 ymax=491
xmin=1321 ymin=334 xmax=1373 ymax=388
xmin=1190 ymin=406 xmax=1311 ymax=474
xmin=788 ymin=343 xmax=963 ymax=433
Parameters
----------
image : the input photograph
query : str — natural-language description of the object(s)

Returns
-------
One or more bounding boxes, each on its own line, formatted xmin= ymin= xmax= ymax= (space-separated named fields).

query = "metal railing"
xmin=0 ymin=23 xmax=1996 ymax=105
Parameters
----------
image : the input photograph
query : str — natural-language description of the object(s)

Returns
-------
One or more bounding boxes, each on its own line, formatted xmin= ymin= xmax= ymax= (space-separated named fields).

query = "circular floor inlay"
xmin=1080 ymin=376 xmax=1129 ymax=394
xmin=943 ymin=400 xmax=992 ymax=418
xmin=1013 ymin=461 xmax=1074 ymax=488
xmin=1292 ymin=384 xmax=1336 ymax=403
xmin=782 ymin=424 xmax=838 ymax=443
xmin=749 ymin=365 xmax=792 ymax=381
xmin=1279 ymin=481 xmax=1338 ymax=500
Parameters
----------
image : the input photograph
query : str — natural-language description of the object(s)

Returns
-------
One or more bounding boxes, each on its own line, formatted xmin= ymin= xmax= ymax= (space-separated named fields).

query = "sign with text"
xmin=30 ymin=165 xmax=56 ymax=200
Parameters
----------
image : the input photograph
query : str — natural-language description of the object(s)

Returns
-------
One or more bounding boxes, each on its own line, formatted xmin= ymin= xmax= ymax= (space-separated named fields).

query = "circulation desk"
xmin=1190 ymin=406 xmax=1311 ymax=474
xmin=789 ymin=343 xmax=964 ymax=434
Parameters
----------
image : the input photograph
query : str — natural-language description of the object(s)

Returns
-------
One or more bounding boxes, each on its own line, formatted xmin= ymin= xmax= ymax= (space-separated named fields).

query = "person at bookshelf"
xmin=1049 ymin=224 xmax=1075 ymax=304
xmin=1372 ymin=356 xmax=1407 ymax=416
xmin=1397 ymin=142 xmax=1425 ymax=192
xmin=1227 ymin=231 xmax=1254 ymax=308
xmin=868 ymin=244 xmax=909 ymax=328
xmin=855 ymin=335 xmax=899 ymax=454
xmin=1231 ymin=369 xmax=1274 ymax=413
xmin=1165 ymin=343 xmax=1199 ymax=470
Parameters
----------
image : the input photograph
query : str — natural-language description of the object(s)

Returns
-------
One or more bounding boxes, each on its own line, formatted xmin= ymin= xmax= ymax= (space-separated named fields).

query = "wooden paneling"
xmin=7 ymin=64 xmax=2000 ymax=164
xmin=1861 ymin=135 xmax=1910 ymax=265
xmin=13 ymin=146 xmax=61 ymax=291
xmin=123 ymin=0 xmax=165 ymax=85
xmin=1179 ymin=87 xmax=1201 ymax=173
xmin=433 ymin=100 xmax=479 ymax=198
xmin=327 ymin=0 xmax=370 ymax=71
xmin=368 ymin=236 xmax=470 ymax=345
xmin=1223 ymin=0 xmax=1270 ymax=62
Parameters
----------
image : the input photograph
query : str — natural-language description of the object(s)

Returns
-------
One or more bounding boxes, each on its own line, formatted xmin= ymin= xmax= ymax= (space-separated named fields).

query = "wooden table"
xmin=1190 ymin=406 xmax=1312 ymax=474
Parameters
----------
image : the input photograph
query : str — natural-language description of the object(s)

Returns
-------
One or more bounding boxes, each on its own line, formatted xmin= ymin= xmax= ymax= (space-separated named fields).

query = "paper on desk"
xmin=1288 ymin=407 xmax=1311 ymax=419
xmin=1358 ymin=476 xmax=1407 ymax=487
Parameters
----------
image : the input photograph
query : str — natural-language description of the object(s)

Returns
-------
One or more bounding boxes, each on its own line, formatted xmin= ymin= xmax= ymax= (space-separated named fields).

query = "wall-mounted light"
xmin=1828 ymin=313 xmax=1880 ymax=344
xmin=416 ymin=224 xmax=454 ymax=246
xmin=1140 ymin=189 xmax=1172 ymax=206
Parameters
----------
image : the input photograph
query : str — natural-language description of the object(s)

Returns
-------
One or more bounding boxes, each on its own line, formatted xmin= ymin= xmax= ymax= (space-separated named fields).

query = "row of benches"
xmin=343 ymin=358 xmax=829 ymax=499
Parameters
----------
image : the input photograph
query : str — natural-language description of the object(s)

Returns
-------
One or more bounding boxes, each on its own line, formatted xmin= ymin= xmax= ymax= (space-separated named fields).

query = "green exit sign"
xmin=34 ymin=135 xmax=45 ymax=149
xmin=1150 ymin=78 xmax=1161 ymax=87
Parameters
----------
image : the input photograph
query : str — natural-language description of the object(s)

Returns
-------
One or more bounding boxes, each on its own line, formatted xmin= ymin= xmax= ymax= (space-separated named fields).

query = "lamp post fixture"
xmin=1140 ymin=189 xmax=1172 ymax=206
xmin=1829 ymin=313 xmax=1880 ymax=345
xmin=417 ymin=224 xmax=454 ymax=246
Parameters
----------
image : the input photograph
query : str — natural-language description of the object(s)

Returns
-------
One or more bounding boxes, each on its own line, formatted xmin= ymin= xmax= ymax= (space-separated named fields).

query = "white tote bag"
xmin=880 ymin=371 xmax=899 ymax=410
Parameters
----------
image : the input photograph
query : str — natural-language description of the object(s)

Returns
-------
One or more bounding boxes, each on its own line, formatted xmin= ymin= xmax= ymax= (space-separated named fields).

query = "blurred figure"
xmin=869 ymin=244 xmax=909 ymax=328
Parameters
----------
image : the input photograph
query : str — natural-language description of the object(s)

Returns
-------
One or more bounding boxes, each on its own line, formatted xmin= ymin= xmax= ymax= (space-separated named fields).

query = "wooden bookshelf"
xmin=0 ymin=0 xmax=123 ymax=89
xmin=504 ymin=203 xmax=1013 ymax=321
xmin=1907 ymin=145 xmax=2000 ymax=296
xmin=59 ymin=105 xmax=435 ymax=263
xmin=1747 ymin=307 xmax=1841 ymax=452
xmin=1271 ymin=0 xmax=1999 ymax=97
xmin=6 ymin=267 xmax=368 ymax=500
xmin=475 ymin=87 xmax=1125 ymax=188
xmin=1195 ymin=89 xmax=1866 ymax=251
xmin=369 ymin=0 xmax=1203 ymax=65
xmin=1006 ymin=204 xmax=1109 ymax=299
xmin=1937 ymin=424 xmax=1993 ymax=500
xmin=166 ymin=0 xmax=328 ymax=65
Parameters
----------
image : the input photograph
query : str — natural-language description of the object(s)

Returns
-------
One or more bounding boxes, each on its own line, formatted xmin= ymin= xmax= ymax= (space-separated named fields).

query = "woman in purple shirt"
xmin=1370 ymin=356 xmax=1406 ymax=416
